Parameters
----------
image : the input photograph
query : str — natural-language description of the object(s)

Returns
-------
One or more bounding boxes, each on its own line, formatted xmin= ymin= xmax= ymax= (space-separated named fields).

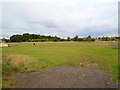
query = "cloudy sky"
xmin=0 ymin=0 xmax=118 ymax=38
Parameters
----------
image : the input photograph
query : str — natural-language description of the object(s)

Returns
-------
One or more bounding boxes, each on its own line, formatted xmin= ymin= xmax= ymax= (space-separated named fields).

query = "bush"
xmin=53 ymin=39 xmax=58 ymax=42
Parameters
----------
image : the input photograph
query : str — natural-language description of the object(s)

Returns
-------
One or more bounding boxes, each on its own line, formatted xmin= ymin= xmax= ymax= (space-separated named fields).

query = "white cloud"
xmin=0 ymin=0 xmax=119 ymax=3
xmin=1 ymin=0 xmax=118 ymax=38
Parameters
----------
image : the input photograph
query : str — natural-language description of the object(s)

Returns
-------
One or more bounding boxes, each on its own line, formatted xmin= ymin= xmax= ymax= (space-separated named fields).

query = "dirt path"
xmin=10 ymin=66 xmax=118 ymax=88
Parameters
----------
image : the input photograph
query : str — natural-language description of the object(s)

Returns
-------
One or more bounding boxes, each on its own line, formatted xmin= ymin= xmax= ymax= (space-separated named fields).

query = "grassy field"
xmin=2 ymin=41 xmax=119 ymax=83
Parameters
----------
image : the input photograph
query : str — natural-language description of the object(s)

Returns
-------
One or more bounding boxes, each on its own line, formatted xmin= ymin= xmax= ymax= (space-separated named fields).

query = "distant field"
xmin=2 ymin=41 xmax=119 ymax=81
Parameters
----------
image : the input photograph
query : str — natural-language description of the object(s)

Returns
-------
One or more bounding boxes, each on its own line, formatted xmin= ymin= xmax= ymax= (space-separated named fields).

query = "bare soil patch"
xmin=5 ymin=66 xmax=118 ymax=88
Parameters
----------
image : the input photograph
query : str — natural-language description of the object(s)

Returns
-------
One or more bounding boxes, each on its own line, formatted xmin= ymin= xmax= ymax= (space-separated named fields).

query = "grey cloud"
xmin=1 ymin=1 xmax=118 ymax=38
xmin=29 ymin=21 xmax=57 ymax=28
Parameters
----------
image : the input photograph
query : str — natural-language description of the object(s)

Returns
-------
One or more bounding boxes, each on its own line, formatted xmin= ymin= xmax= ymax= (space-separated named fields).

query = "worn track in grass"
xmin=9 ymin=66 xmax=118 ymax=88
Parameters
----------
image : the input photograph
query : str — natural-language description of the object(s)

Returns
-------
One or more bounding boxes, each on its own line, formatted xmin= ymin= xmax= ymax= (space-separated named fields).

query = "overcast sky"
xmin=0 ymin=0 xmax=118 ymax=38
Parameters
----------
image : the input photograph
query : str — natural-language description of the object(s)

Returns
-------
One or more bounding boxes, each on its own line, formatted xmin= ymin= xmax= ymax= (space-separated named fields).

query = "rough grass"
xmin=2 ymin=54 xmax=39 ymax=76
xmin=3 ymin=54 xmax=31 ymax=67
xmin=2 ymin=42 xmax=119 ymax=82
xmin=2 ymin=79 xmax=16 ymax=88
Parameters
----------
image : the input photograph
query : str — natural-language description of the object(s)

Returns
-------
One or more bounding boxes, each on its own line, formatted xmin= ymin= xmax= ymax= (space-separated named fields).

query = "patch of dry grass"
xmin=111 ymin=41 xmax=119 ymax=49
xmin=6 ymin=41 xmax=112 ymax=47
xmin=2 ymin=78 xmax=16 ymax=88
xmin=4 ymin=54 xmax=32 ymax=67
xmin=0 ymin=43 xmax=8 ymax=47
xmin=2 ymin=54 xmax=35 ymax=76
xmin=79 ymin=61 xmax=99 ymax=67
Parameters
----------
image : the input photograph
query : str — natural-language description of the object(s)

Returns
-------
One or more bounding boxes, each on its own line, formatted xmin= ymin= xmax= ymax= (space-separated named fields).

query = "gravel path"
xmin=11 ymin=66 xmax=118 ymax=88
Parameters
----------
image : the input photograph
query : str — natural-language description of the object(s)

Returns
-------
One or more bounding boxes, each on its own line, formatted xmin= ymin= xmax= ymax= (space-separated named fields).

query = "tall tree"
xmin=73 ymin=35 xmax=78 ymax=41
xmin=67 ymin=37 xmax=71 ymax=41
xmin=86 ymin=35 xmax=92 ymax=41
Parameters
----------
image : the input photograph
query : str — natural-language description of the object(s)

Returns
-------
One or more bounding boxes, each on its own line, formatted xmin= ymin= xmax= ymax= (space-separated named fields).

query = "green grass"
xmin=2 ymin=42 xmax=119 ymax=81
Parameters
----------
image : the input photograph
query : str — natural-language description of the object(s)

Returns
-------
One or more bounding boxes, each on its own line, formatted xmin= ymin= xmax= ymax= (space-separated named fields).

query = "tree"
xmin=67 ymin=37 xmax=71 ymax=41
xmin=86 ymin=35 xmax=92 ymax=41
xmin=78 ymin=38 xmax=83 ymax=41
xmin=10 ymin=35 xmax=22 ymax=42
xmin=87 ymin=35 xmax=91 ymax=38
xmin=98 ymin=37 xmax=101 ymax=41
xmin=91 ymin=38 xmax=95 ymax=41
xmin=101 ymin=36 xmax=109 ymax=41
xmin=9 ymin=33 xmax=61 ymax=42
xmin=73 ymin=35 xmax=78 ymax=41
xmin=59 ymin=38 xmax=66 ymax=41
xmin=22 ymin=33 xmax=32 ymax=41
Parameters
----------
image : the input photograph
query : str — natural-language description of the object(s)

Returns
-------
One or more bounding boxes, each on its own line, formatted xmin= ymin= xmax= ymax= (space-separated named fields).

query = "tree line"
xmin=1 ymin=33 xmax=119 ymax=42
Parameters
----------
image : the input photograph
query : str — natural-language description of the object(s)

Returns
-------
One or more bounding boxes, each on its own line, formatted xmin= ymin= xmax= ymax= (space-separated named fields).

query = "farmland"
xmin=2 ymin=41 xmax=119 ymax=87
